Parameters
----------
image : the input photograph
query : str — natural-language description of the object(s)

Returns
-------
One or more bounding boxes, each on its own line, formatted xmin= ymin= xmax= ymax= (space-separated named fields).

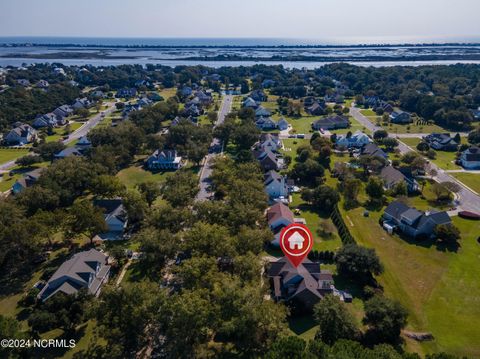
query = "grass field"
xmin=116 ymin=160 xmax=173 ymax=189
xmin=450 ymin=172 xmax=480 ymax=194
xmin=360 ymin=109 xmax=376 ymax=116
xmin=158 ymin=87 xmax=177 ymax=99
xmin=0 ymin=148 xmax=29 ymax=163
xmin=365 ymin=116 xmax=445 ymax=134
xmin=339 ymin=202 xmax=480 ymax=357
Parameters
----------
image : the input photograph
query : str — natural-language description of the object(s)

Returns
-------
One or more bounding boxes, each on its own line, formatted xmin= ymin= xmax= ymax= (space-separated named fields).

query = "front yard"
xmin=0 ymin=148 xmax=29 ymax=163
xmin=398 ymin=138 xmax=462 ymax=170
xmin=450 ymin=172 xmax=480 ymax=194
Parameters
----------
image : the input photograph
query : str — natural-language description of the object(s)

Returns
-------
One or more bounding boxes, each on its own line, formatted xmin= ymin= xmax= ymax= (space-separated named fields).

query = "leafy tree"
xmin=341 ymin=177 xmax=362 ymax=208
xmin=137 ymin=181 xmax=160 ymax=207
xmin=15 ymin=155 xmax=42 ymax=167
xmin=94 ymin=282 xmax=167 ymax=358
xmin=365 ymin=176 xmax=385 ymax=204
xmin=416 ymin=141 xmax=430 ymax=152
xmin=123 ymin=190 xmax=148 ymax=225
xmin=373 ymin=130 xmax=388 ymax=142
xmin=67 ymin=201 xmax=108 ymax=242
xmin=382 ymin=137 xmax=399 ymax=151
xmin=16 ymin=186 xmax=60 ymax=215
xmin=91 ymin=174 xmax=125 ymax=198
xmin=137 ymin=227 xmax=177 ymax=274
xmin=392 ymin=181 xmax=408 ymax=196
xmin=301 ymin=185 xmax=339 ymax=213
xmin=431 ymin=182 xmax=453 ymax=202
xmin=467 ymin=126 xmax=480 ymax=145
xmin=231 ymin=121 xmax=260 ymax=150
xmin=33 ymin=141 xmax=66 ymax=161
xmin=363 ymin=295 xmax=408 ymax=344
xmin=183 ymin=222 xmax=235 ymax=258
xmin=313 ymin=295 xmax=360 ymax=344
xmin=434 ymin=224 xmax=461 ymax=243
xmin=291 ymin=159 xmax=325 ymax=186
xmin=161 ymin=170 xmax=199 ymax=207
xmin=336 ymin=244 xmax=383 ymax=281
xmin=264 ymin=336 xmax=306 ymax=359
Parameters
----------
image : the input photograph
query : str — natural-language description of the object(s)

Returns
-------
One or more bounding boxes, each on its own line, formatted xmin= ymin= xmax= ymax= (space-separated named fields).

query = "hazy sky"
xmin=1 ymin=0 xmax=480 ymax=43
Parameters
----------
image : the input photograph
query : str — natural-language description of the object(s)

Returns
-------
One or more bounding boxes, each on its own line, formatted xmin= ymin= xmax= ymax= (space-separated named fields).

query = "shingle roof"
xmin=38 ymin=249 xmax=110 ymax=301
xmin=267 ymin=202 xmax=294 ymax=225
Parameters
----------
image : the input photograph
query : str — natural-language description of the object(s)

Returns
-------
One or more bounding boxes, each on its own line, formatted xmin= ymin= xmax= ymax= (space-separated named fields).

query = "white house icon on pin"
xmin=288 ymin=231 xmax=304 ymax=250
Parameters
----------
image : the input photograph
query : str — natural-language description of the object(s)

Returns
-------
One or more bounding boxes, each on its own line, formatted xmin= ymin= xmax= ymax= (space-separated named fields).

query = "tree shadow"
xmin=31 ymin=324 xmax=87 ymax=359
xmin=397 ymin=232 xmax=460 ymax=253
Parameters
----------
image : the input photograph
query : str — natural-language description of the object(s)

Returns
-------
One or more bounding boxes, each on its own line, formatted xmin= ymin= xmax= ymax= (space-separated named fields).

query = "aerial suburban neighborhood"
xmin=0 ymin=58 xmax=478 ymax=359
xmin=0 ymin=1 xmax=480 ymax=359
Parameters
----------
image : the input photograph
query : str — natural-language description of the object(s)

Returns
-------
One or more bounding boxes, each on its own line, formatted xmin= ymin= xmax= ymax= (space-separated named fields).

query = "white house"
xmin=335 ymin=130 xmax=371 ymax=148
xmin=459 ymin=146 xmax=480 ymax=169
xmin=146 ymin=149 xmax=184 ymax=170
xmin=264 ymin=170 xmax=289 ymax=201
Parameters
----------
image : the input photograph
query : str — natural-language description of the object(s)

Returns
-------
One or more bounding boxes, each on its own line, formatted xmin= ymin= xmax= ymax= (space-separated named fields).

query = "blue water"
xmin=0 ymin=37 xmax=311 ymax=47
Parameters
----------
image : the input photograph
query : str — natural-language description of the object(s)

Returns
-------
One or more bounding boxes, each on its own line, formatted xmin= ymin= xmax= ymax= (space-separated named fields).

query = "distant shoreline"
xmin=2 ymin=42 xmax=480 ymax=49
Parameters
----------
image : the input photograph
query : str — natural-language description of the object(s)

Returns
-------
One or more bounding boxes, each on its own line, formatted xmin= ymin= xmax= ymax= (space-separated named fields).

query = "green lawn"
xmin=339 ymin=202 xmax=480 ymax=357
xmin=360 ymin=109 xmax=376 ymax=116
xmin=289 ymin=193 xmax=343 ymax=252
xmin=399 ymin=138 xmax=462 ymax=170
xmin=450 ymin=172 xmax=480 ymax=194
xmin=280 ymin=138 xmax=308 ymax=171
xmin=158 ymin=87 xmax=177 ymax=99
xmin=116 ymin=160 xmax=173 ymax=189
xmin=0 ymin=148 xmax=29 ymax=163
xmin=373 ymin=118 xmax=445 ymax=134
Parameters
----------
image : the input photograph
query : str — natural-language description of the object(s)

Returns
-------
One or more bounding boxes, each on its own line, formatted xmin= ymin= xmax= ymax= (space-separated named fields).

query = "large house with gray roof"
xmin=268 ymin=257 xmax=334 ymax=311
xmin=382 ymin=201 xmax=451 ymax=238
xmin=423 ymin=133 xmax=459 ymax=151
xmin=37 ymin=249 xmax=110 ymax=302
xmin=4 ymin=123 xmax=37 ymax=145
xmin=459 ymin=146 xmax=480 ymax=170
xmin=380 ymin=166 xmax=419 ymax=193
xmin=312 ymin=115 xmax=349 ymax=131
xmin=390 ymin=110 xmax=412 ymax=124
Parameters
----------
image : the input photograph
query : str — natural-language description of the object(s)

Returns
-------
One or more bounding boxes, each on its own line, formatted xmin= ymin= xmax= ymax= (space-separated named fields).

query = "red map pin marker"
xmin=279 ymin=223 xmax=313 ymax=268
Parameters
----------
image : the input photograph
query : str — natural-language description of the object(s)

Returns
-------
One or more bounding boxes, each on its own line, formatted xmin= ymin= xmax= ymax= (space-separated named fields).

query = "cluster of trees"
xmin=323 ymin=63 xmax=480 ymax=130
xmin=0 ymin=82 xmax=80 ymax=130
xmin=87 ymin=154 xmax=287 ymax=358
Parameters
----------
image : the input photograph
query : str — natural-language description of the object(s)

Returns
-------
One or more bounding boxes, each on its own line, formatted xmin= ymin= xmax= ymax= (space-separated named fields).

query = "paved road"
xmin=196 ymin=95 xmax=233 ymax=201
xmin=0 ymin=101 xmax=117 ymax=173
xmin=63 ymin=101 xmax=117 ymax=145
xmin=350 ymin=104 xmax=480 ymax=212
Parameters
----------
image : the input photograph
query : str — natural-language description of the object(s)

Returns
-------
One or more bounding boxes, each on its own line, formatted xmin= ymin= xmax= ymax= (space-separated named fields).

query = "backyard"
xmin=339 ymin=202 xmax=480 ymax=357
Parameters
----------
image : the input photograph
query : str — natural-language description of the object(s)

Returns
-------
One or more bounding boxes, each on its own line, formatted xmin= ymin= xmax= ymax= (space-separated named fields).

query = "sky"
xmin=1 ymin=0 xmax=480 ymax=44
